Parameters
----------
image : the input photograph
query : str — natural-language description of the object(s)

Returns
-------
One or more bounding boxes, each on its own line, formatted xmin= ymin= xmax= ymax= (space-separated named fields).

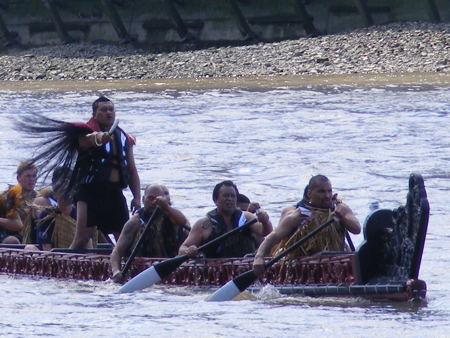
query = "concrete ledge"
xmin=0 ymin=0 xmax=447 ymax=48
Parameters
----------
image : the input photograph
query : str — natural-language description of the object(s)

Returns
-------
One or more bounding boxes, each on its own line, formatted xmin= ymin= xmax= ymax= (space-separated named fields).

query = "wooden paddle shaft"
xmin=121 ymin=206 xmax=160 ymax=276
xmin=265 ymin=218 xmax=335 ymax=268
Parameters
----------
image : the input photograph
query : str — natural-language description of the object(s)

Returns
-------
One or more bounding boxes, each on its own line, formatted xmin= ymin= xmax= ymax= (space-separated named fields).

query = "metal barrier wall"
xmin=0 ymin=0 xmax=447 ymax=49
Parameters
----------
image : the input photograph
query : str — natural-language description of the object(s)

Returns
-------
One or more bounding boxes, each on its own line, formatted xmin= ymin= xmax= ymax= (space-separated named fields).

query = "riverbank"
xmin=0 ymin=22 xmax=448 ymax=82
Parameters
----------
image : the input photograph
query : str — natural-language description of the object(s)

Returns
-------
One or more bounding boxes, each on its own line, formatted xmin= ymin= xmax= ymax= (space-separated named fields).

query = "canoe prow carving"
xmin=357 ymin=173 xmax=429 ymax=284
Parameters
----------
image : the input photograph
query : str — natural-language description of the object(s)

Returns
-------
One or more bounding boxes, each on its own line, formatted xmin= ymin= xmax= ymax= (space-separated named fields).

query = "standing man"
xmin=70 ymin=96 xmax=141 ymax=249
xmin=253 ymin=174 xmax=360 ymax=275
xmin=179 ymin=180 xmax=273 ymax=258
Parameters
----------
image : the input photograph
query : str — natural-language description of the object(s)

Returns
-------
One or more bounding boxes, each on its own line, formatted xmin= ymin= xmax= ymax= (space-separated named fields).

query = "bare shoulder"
xmin=116 ymin=215 xmax=141 ymax=247
xmin=182 ymin=216 xmax=210 ymax=245
xmin=281 ymin=206 xmax=300 ymax=219
xmin=187 ymin=217 xmax=209 ymax=232
xmin=277 ymin=209 xmax=301 ymax=233
xmin=122 ymin=214 xmax=141 ymax=233
xmin=195 ymin=216 xmax=211 ymax=230
xmin=285 ymin=209 xmax=302 ymax=222
xmin=283 ymin=205 xmax=296 ymax=213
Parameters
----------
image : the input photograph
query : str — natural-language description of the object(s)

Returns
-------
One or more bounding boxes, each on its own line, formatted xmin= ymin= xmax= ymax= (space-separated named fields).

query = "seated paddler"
xmin=237 ymin=193 xmax=273 ymax=247
xmin=14 ymin=160 xmax=38 ymax=244
xmin=178 ymin=180 xmax=273 ymax=258
xmin=34 ymin=167 xmax=77 ymax=251
xmin=0 ymin=184 xmax=24 ymax=244
xmin=252 ymin=174 xmax=361 ymax=276
xmin=110 ymin=184 xmax=189 ymax=283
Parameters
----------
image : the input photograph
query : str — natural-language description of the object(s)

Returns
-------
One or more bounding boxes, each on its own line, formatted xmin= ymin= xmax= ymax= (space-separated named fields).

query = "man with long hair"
xmin=17 ymin=96 xmax=141 ymax=249
xmin=69 ymin=96 xmax=141 ymax=249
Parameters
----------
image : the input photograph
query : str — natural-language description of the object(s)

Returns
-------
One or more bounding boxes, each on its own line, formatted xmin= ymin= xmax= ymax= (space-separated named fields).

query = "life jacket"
xmin=271 ymin=201 xmax=345 ymax=258
xmin=74 ymin=127 xmax=131 ymax=189
xmin=130 ymin=208 xmax=179 ymax=258
xmin=200 ymin=208 xmax=256 ymax=258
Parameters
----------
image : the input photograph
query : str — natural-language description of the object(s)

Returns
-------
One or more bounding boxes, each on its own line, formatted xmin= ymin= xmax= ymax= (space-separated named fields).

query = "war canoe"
xmin=0 ymin=174 xmax=428 ymax=301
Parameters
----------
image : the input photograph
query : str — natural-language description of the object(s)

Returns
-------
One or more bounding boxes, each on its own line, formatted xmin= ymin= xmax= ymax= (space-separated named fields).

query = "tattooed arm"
xmin=110 ymin=214 xmax=141 ymax=283
xmin=178 ymin=216 xmax=211 ymax=257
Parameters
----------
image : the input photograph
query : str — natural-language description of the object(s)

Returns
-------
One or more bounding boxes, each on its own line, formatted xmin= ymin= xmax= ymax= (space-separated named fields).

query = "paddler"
xmin=237 ymin=193 xmax=273 ymax=247
xmin=0 ymin=184 xmax=23 ymax=244
xmin=110 ymin=184 xmax=189 ymax=283
xmin=178 ymin=180 xmax=273 ymax=258
xmin=13 ymin=160 xmax=38 ymax=244
xmin=34 ymin=167 xmax=77 ymax=250
xmin=252 ymin=174 xmax=361 ymax=276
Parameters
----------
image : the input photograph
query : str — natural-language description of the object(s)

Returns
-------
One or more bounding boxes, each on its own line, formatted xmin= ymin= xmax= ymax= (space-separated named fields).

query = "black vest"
xmin=201 ymin=208 xmax=256 ymax=258
xmin=75 ymin=128 xmax=130 ymax=188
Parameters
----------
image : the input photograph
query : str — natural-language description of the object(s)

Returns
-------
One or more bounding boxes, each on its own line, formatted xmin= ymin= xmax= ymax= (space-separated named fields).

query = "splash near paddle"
xmin=206 ymin=218 xmax=336 ymax=301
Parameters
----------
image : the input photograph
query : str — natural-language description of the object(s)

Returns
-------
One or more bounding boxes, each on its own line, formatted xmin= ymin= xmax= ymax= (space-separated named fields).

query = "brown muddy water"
xmin=0 ymin=74 xmax=449 ymax=337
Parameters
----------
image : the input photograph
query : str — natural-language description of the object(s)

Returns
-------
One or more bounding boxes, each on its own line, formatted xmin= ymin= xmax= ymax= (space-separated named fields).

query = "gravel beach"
xmin=0 ymin=22 xmax=448 ymax=81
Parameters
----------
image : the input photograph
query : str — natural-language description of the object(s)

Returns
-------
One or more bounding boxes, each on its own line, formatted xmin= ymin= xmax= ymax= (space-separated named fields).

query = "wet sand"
xmin=0 ymin=72 xmax=449 ymax=92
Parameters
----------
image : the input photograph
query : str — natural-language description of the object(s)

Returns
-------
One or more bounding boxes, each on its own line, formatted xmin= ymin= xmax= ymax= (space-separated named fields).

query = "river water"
xmin=0 ymin=76 xmax=449 ymax=337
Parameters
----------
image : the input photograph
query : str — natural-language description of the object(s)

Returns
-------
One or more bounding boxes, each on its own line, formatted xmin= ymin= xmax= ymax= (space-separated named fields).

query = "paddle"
xmin=119 ymin=217 xmax=258 ymax=293
xmin=345 ymin=231 xmax=355 ymax=251
xmin=207 ymin=217 xmax=336 ymax=301
xmin=120 ymin=206 xmax=160 ymax=277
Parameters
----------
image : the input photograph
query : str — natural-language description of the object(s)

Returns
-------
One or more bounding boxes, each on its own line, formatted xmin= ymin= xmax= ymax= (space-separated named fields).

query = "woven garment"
xmin=37 ymin=209 xmax=76 ymax=248
xmin=271 ymin=207 xmax=345 ymax=259
xmin=50 ymin=213 xmax=77 ymax=248
xmin=20 ymin=213 xmax=34 ymax=244
xmin=49 ymin=212 xmax=98 ymax=248
xmin=130 ymin=210 xmax=177 ymax=258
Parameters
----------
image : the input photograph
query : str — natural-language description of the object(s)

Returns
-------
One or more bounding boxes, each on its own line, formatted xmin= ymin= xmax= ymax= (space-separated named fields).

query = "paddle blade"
xmin=207 ymin=270 xmax=258 ymax=302
xmin=118 ymin=266 xmax=162 ymax=293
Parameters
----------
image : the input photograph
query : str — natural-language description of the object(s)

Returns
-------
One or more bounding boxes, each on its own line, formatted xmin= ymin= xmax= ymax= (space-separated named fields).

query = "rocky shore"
xmin=0 ymin=22 xmax=448 ymax=81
